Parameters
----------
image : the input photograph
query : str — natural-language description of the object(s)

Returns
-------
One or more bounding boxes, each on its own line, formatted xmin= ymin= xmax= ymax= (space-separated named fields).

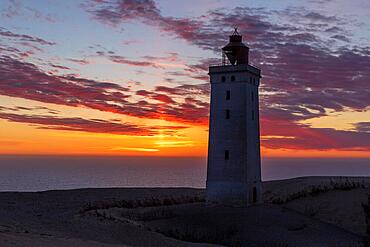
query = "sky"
xmin=0 ymin=0 xmax=369 ymax=157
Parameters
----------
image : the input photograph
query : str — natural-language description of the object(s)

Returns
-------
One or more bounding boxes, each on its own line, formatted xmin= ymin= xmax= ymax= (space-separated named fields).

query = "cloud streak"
xmin=0 ymin=55 xmax=209 ymax=125
xmin=0 ymin=27 xmax=55 ymax=46
xmin=83 ymin=0 xmax=370 ymax=151
xmin=0 ymin=1 xmax=369 ymax=152
xmin=0 ymin=110 xmax=188 ymax=136
xmin=260 ymin=118 xmax=370 ymax=151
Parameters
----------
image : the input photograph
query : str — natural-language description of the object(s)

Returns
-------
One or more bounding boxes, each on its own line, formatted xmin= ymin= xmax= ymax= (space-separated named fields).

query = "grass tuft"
xmin=271 ymin=178 xmax=365 ymax=204
xmin=79 ymin=195 xmax=205 ymax=213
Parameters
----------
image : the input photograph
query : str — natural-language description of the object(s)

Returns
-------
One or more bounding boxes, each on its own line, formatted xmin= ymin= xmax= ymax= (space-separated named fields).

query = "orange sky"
xmin=0 ymin=1 xmax=369 ymax=158
xmin=1 ymin=97 xmax=368 ymax=158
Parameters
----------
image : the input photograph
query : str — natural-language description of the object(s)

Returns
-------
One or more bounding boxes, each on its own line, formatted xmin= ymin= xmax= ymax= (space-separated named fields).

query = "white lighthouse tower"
xmin=206 ymin=29 xmax=262 ymax=206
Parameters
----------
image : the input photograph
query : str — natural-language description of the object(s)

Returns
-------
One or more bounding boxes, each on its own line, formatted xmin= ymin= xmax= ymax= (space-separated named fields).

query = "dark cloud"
xmin=85 ymin=1 xmax=367 ymax=118
xmin=0 ymin=111 xmax=187 ymax=136
xmin=59 ymin=75 xmax=129 ymax=91
xmin=304 ymin=12 xmax=338 ymax=22
xmin=86 ymin=0 xmax=160 ymax=26
xmin=353 ymin=122 xmax=370 ymax=133
xmin=308 ymin=0 xmax=335 ymax=4
xmin=85 ymin=0 xmax=214 ymax=48
xmin=155 ymin=83 xmax=210 ymax=96
xmin=94 ymin=50 xmax=181 ymax=69
xmin=80 ymin=1 xmax=369 ymax=151
xmin=261 ymin=118 xmax=370 ymax=151
xmin=0 ymin=55 xmax=209 ymax=125
xmin=67 ymin=58 xmax=90 ymax=65
xmin=0 ymin=27 xmax=55 ymax=46
xmin=331 ymin=34 xmax=350 ymax=42
xmin=0 ymin=105 xmax=59 ymax=114
xmin=0 ymin=0 xmax=21 ymax=19
xmin=0 ymin=27 xmax=56 ymax=61
xmin=0 ymin=55 xmax=130 ymax=110
xmin=1 ymin=2 xmax=369 ymax=151
xmin=1 ymin=0 xmax=57 ymax=23
xmin=50 ymin=64 xmax=70 ymax=70
xmin=136 ymin=90 xmax=176 ymax=104
xmin=108 ymin=54 xmax=159 ymax=67
xmin=142 ymin=52 xmax=179 ymax=62
xmin=0 ymin=53 xmax=368 ymax=150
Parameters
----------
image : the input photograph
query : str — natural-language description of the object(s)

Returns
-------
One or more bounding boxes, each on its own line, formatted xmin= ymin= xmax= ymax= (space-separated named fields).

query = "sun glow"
xmin=110 ymin=147 xmax=160 ymax=152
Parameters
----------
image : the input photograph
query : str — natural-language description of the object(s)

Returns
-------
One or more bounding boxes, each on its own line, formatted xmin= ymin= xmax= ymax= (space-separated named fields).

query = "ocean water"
xmin=0 ymin=156 xmax=369 ymax=192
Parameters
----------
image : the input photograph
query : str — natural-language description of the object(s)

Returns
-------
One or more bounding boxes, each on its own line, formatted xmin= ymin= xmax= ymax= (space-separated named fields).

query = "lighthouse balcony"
xmin=209 ymin=64 xmax=261 ymax=78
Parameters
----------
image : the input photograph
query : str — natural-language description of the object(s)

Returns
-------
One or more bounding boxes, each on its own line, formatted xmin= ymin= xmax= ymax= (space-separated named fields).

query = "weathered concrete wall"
xmin=206 ymin=64 xmax=262 ymax=206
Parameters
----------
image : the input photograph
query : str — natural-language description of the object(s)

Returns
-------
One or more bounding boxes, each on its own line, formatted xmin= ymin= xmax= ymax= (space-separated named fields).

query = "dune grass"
xmin=270 ymin=179 xmax=365 ymax=204
xmin=79 ymin=194 xmax=205 ymax=213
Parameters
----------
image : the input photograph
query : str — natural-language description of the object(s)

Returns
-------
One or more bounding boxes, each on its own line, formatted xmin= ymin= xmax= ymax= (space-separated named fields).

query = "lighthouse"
xmin=206 ymin=29 xmax=262 ymax=206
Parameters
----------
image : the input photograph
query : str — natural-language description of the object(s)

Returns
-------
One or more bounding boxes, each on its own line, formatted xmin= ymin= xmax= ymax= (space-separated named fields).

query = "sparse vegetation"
xmin=270 ymin=178 xmax=365 ymax=204
xmin=363 ymin=236 xmax=370 ymax=247
xmin=120 ymin=206 xmax=176 ymax=221
xmin=363 ymin=198 xmax=370 ymax=234
xmin=362 ymin=194 xmax=370 ymax=245
xmin=90 ymin=205 xmax=241 ymax=245
xmin=329 ymin=241 xmax=364 ymax=247
xmin=270 ymin=240 xmax=289 ymax=247
xmin=302 ymin=203 xmax=328 ymax=217
xmin=79 ymin=194 xmax=205 ymax=213
xmin=155 ymin=224 xmax=239 ymax=246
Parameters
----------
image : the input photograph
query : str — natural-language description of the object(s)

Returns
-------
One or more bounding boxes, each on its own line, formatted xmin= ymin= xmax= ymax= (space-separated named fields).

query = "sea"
xmin=0 ymin=156 xmax=369 ymax=192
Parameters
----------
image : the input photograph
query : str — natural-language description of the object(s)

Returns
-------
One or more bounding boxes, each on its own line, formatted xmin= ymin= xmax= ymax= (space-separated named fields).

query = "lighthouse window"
xmin=250 ymin=77 xmax=252 ymax=83
xmin=221 ymin=76 xmax=226 ymax=82
xmin=231 ymin=75 xmax=235 ymax=82
xmin=225 ymin=109 xmax=230 ymax=119
xmin=226 ymin=90 xmax=230 ymax=100
xmin=251 ymin=91 xmax=254 ymax=102
xmin=225 ymin=150 xmax=229 ymax=160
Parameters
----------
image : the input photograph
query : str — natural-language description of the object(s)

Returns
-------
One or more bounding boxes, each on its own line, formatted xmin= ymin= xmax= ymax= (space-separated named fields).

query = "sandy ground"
xmin=264 ymin=176 xmax=370 ymax=236
xmin=0 ymin=232 xmax=130 ymax=247
xmin=0 ymin=188 xmax=220 ymax=247
xmin=0 ymin=177 xmax=369 ymax=246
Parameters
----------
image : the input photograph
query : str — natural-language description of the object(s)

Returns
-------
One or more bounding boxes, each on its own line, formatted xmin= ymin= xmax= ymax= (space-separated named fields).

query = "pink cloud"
xmin=261 ymin=118 xmax=370 ymax=151
xmin=1 ymin=3 xmax=369 ymax=151
xmin=67 ymin=58 xmax=90 ymax=65
xmin=0 ymin=55 xmax=209 ymax=125
xmin=0 ymin=111 xmax=187 ymax=136
xmin=0 ymin=27 xmax=55 ymax=46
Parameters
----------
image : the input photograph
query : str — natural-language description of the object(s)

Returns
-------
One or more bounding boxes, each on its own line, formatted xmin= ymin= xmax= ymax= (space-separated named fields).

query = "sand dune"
xmin=0 ymin=177 xmax=368 ymax=246
xmin=0 ymin=232 xmax=130 ymax=247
